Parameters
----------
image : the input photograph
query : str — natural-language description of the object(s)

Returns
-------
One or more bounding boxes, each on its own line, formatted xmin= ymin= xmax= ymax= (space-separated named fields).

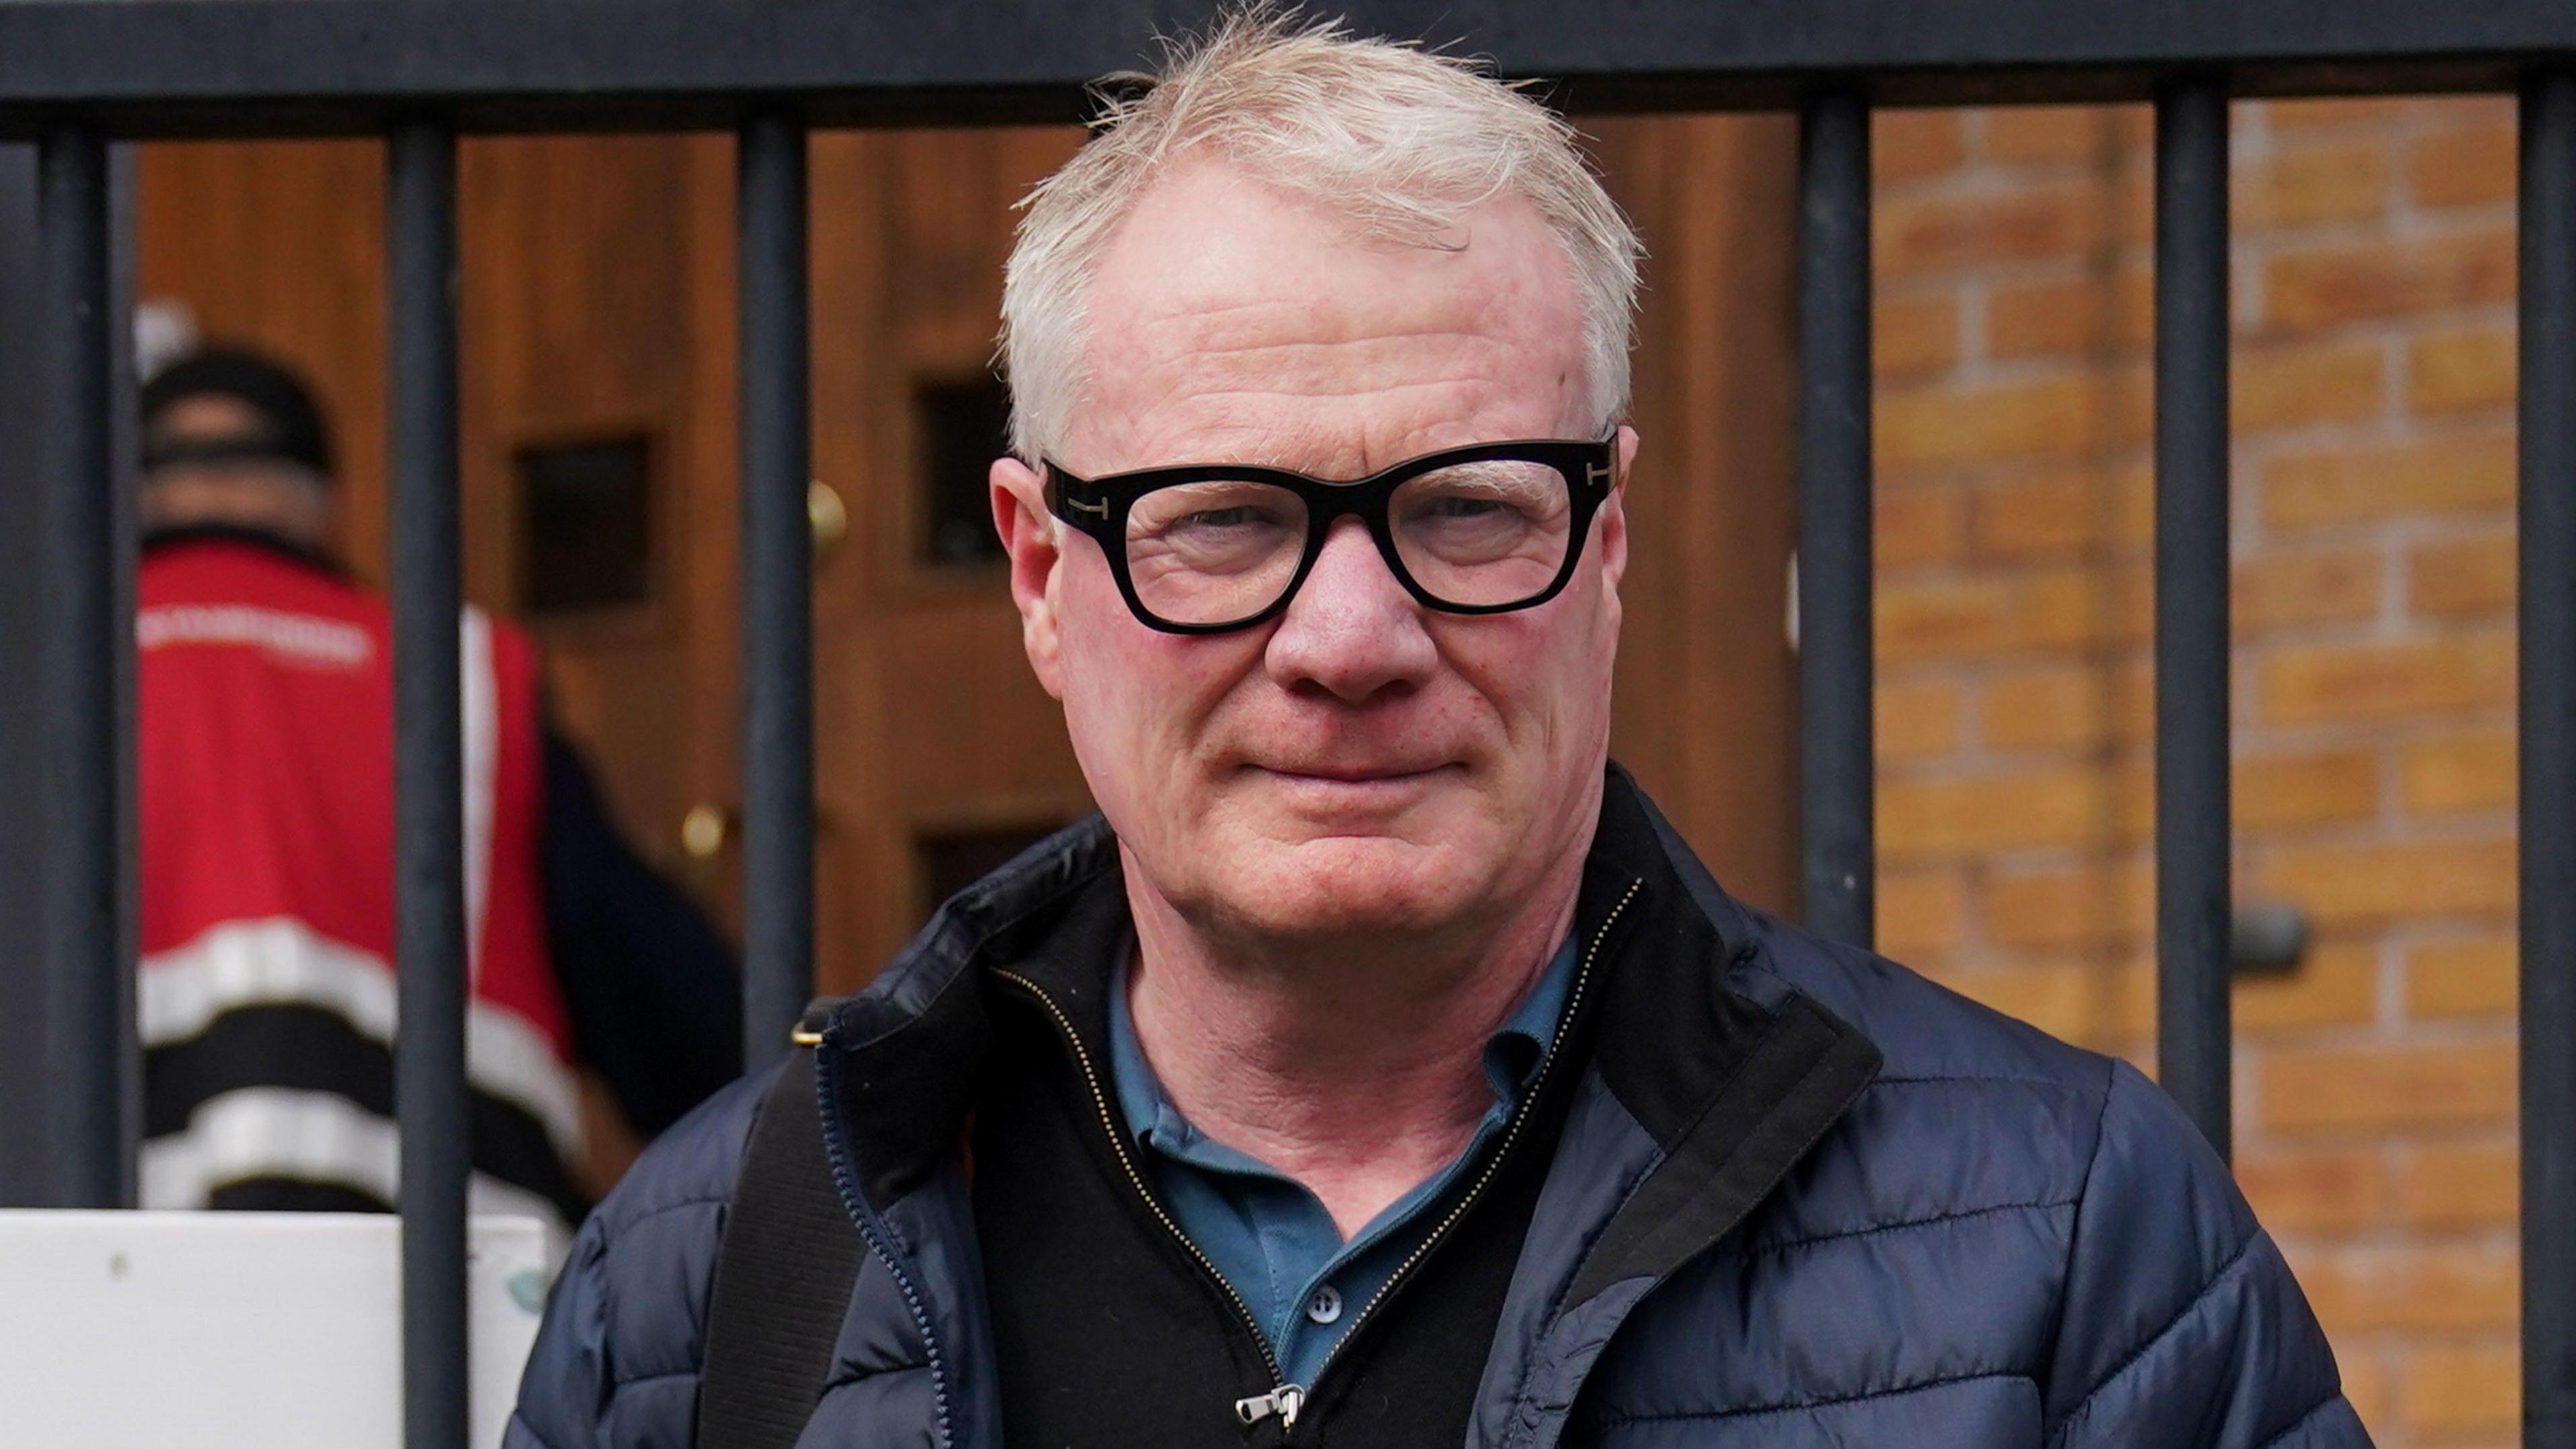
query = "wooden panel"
xmin=1589 ymin=115 xmax=1803 ymax=916
xmin=138 ymin=140 xmax=390 ymax=584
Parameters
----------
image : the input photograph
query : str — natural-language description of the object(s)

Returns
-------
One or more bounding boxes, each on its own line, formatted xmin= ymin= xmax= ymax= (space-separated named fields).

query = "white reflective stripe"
xmin=137 ymin=602 xmax=372 ymax=669
xmin=460 ymin=606 xmax=498 ymax=989
xmin=139 ymin=918 xmax=584 ymax=1163
xmin=139 ymin=1086 xmax=569 ymax=1236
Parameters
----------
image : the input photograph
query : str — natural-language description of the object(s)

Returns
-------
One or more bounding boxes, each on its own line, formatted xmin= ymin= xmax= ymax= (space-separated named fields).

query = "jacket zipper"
xmin=990 ymin=967 xmax=1299 ymax=1428
xmin=996 ymin=875 xmax=1640 ymax=1440
xmin=1294 ymin=879 xmax=1640 ymax=1412
xmin=812 ymin=1040 xmax=958 ymax=1448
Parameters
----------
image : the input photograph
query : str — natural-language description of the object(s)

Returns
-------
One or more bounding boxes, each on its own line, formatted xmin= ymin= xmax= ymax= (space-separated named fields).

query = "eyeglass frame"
xmin=1041 ymin=435 xmax=1619 ymax=635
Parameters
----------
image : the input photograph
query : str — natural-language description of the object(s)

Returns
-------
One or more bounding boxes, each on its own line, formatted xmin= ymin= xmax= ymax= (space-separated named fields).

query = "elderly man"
xmin=510 ymin=15 xmax=2367 ymax=1449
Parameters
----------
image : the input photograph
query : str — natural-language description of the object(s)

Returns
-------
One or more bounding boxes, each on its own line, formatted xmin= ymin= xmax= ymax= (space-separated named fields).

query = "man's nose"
xmin=1264 ymin=517 xmax=1439 ymax=703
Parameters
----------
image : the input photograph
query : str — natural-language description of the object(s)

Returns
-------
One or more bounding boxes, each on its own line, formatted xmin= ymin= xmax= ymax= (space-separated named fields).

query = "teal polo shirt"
xmin=1106 ymin=934 xmax=1579 ymax=1391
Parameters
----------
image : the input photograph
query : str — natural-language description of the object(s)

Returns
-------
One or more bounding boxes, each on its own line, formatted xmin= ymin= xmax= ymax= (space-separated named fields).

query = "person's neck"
xmin=1121 ymin=849 xmax=1582 ymax=1239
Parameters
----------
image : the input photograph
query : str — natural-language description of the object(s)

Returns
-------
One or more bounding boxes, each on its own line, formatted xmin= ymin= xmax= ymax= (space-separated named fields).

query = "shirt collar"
xmin=1108 ymin=930 xmax=1585 ymax=1161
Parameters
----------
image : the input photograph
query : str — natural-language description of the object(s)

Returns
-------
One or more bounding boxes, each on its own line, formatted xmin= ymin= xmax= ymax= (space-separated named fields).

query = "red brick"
xmin=2398 ymin=1342 xmax=2518 ymax=1434
xmin=2233 ymin=547 xmax=2382 ymax=632
xmin=2233 ymin=339 xmax=2386 ymax=433
xmin=1876 ymin=183 xmax=2108 ymax=278
xmin=1972 ymin=470 xmax=2107 ymax=561
xmin=1875 ymin=109 xmax=1966 ymax=184
xmin=2410 ymin=326 xmax=2515 ymax=415
xmin=1983 ymin=861 xmax=2152 ymax=950
xmin=2253 ymin=837 xmax=2518 ymax=924
xmin=1877 ymin=677 xmax=1967 ymax=761
xmin=2395 ymin=1138 xmax=2518 ymax=1228
xmin=2259 ymin=1040 xmax=2516 ymax=1134
xmin=2256 ymin=633 xmax=2515 ymax=727
xmin=2402 ymin=732 xmax=2514 ymax=816
xmin=1878 ymin=765 xmax=2114 ymax=859
xmin=2411 ymin=533 xmax=2516 ymax=617
xmin=1876 ymin=482 xmax=1968 ymax=569
xmin=2235 ymin=138 xmax=2390 ymax=229
xmin=2241 ymin=941 xmax=2383 ymax=1032
xmin=1983 ymin=665 xmax=2108 ymax=751
xmin=2411 ymin=123 xmax=2517 ymax=210
xmin=2236 ymin=748 xmax=2381 ymax=830
xmin=1877 ymin=567 xmax=2125 ymax=662
xmin=2290 ymin=1242 xmax=2518 ymax=1336
xmin=2261 ymin=229 xmax=2516 ymax=331
xmin=1878 ymin=868 xmax=1970 ymax=958
xmin=2233 ymin=1145 xmax=2386 ymax=1234
xmin=2265 ymin=97 xmax=2411 ymax=133
xmin=1982 ymin=106 xmax=2112 ymax=168
xmin=2408 ymin=935 xmax=2517 ymax=1020
xmin=2263 ymin=433 xmax=2516 ymax=529
xmin=1876 ymin=290 xmax=1960 ymax=378
xmin=1878 ymin=374 xmax=2104 ymax=471
xmin=1988 ymin=278 xmax=2106 ymax=362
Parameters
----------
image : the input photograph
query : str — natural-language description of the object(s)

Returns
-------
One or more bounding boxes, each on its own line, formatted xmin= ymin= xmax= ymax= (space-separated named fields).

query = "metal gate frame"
xmin=3 ymin=2 xmax=2571 ymax=1444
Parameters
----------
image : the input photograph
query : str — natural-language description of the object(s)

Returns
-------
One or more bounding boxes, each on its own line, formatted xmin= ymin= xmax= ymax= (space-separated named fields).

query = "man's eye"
xmin=1179 ymin=506 xmax=1269 ymax=529
xmin=1421 ymin=495 xmax=1511 ymax=519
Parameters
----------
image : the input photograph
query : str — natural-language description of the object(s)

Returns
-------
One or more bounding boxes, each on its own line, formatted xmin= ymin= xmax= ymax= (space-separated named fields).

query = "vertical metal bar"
xmin=738 ymin=111 xmax=814 ymax=1072
xmin=108 ymin=140 xmax=142 ymax=1197
xmin=2153 ymin=80 xmax=2234 ymax=1161
xmin=36 ymin=123 xmax=129 ymax=1210
xmin=388 ymin=119 xmax=469 ymax=1449
xmin=1797 ymin=87 xmax=1874 ymax=950
xmin=2520 ymin=68 xmax=2576 ymax=1449
xmin=0 ymin=143 xmax=49 ymax=1205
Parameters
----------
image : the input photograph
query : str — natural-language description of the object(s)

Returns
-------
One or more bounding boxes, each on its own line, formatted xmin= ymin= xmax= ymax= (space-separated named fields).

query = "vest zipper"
xmin=997 ymin=875 xmax=1640 ymax=1442
xmin=812 ymin=1040 xmax=958 ymax=1448
xmin=1292 ymin=878 xmax=1640 ymax=1415
xmin=990 ymin=967 xmax=1300 ymax=1424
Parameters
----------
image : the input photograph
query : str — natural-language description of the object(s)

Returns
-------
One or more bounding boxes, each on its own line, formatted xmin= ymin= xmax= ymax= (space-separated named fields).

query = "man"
xmin=138 ymin=347 xmax=741 ymax=1236
xmin=511 ymin=14 xmax=2368 ymax=1447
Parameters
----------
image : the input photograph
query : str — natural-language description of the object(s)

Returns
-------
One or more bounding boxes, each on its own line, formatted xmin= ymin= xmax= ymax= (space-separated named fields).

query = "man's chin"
xmin=1202 ymin=831 xmax=1475 ymax=938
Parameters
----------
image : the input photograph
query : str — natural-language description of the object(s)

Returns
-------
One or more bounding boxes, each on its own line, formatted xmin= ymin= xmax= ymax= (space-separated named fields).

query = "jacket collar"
xmin=818 ymin=763 xmax=1882 ymax=1260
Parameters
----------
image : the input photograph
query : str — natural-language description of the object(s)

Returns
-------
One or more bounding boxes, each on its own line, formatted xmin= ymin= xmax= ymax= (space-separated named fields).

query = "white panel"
xmin=0 ymin=1210 xmax=549 ymax=1448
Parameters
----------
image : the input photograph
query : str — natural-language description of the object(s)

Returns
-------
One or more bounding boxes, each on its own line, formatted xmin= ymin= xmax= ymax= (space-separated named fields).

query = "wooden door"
xmin=807 ymin=127 xmax=1098 ymax=991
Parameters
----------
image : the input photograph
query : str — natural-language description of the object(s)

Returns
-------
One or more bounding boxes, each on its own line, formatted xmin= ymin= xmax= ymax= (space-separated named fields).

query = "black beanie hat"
xmin=140 ymin=345 xmax=335 ymax=481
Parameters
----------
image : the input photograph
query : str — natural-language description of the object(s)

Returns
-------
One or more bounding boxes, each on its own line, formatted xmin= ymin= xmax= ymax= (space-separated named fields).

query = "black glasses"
xmin=1044 ymin=437 xmax=1617 ymax=635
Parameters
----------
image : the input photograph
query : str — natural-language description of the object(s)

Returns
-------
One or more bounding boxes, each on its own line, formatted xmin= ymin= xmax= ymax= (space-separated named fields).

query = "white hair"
xmin=998 ymin=7 xmax=1644 ymax=463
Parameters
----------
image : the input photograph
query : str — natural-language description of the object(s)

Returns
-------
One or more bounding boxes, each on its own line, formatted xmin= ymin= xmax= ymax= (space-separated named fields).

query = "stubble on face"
xmin=1051 ymin=157 xmax=1621 ymax=955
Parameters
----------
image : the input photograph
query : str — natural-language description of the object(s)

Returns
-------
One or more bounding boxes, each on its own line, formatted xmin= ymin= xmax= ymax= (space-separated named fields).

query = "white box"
xmin=0 ymin=1210 xmax=551 ymax=1448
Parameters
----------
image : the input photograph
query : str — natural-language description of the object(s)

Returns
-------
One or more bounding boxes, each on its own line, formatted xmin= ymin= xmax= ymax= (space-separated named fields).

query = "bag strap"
xmin=696 ymin=1002 xmax=866 ymax=1449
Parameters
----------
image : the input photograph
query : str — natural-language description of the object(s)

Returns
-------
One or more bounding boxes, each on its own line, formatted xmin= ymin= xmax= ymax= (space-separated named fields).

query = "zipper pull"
xmin=1234 ymin=1384 xmax=1305 ymax=1430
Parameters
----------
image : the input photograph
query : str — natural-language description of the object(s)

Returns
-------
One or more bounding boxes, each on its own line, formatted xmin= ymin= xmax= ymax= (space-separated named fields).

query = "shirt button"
xmin=1305 ymin=1285 xmax=1343 ymax=1325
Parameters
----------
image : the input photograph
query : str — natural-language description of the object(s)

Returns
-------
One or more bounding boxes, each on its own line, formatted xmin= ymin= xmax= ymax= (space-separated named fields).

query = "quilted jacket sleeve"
xmin=2042 ymin=1061 xmax=2373 ymax=1449
xmin=506 ymin=1215 xmax=614 ymax=1449
xmin=506 ymin=1071 xmax=769 ymax=1449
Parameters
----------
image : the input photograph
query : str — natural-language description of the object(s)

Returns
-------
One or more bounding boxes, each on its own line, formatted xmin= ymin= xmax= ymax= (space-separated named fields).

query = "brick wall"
xmin=1868 ymin=97 xmax=2521 ymax=1444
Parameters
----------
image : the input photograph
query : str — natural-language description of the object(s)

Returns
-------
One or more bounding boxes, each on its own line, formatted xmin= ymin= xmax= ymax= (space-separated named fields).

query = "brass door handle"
xmin=808 ymin=480 xmax=847 ymax=559
xmin=679 ymin=802 xmax=734 ymax=861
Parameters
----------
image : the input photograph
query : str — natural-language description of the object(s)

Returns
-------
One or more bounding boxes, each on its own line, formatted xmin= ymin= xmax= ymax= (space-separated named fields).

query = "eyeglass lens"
xmin=1122 ymin=458 xmax=1576 ymax=626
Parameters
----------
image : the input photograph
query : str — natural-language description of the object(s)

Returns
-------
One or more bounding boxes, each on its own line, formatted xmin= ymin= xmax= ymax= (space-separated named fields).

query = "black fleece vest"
xmin=969 ymin=883 xmax=1602 ymax=1448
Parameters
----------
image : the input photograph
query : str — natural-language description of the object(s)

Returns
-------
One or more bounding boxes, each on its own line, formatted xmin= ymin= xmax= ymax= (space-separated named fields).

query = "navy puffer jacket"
xmin=508 ymin=767 xmax=2370 ymax=1448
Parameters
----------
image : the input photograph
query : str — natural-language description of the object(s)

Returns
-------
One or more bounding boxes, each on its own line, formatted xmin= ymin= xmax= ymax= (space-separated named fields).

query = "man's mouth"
xmin=1251 ymin=761 xmax=1458 ymax=786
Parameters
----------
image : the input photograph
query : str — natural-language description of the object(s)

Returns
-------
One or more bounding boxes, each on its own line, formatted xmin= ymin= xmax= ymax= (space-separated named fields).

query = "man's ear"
xmin=1598 ymin=424 xmax=1637 ymax=598
xmin=990 ymin=456 xmax=1067 ymax=700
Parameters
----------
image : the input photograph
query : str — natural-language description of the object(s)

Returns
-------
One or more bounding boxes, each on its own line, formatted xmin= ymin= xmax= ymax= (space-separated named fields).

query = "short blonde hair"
xmin=998 ymin=7 xmax=1643 ymax=462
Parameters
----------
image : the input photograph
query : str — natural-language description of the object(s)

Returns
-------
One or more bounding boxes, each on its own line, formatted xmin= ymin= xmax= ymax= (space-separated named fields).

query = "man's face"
xmin=994 ymin=159 xmax=1634 ymax=947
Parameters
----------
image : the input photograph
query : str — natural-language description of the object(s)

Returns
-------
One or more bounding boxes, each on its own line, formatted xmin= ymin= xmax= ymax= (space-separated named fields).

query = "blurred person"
xmin=137 ymin=345 xmax=741 ymax=1239
xmin=512 ymin=13 xmax=2368 ymax=1448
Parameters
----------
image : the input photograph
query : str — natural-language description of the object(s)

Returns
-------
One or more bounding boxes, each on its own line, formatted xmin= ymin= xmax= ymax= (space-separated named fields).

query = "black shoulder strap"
xmin=696 ymin=1014 xmax=867 ymax=1449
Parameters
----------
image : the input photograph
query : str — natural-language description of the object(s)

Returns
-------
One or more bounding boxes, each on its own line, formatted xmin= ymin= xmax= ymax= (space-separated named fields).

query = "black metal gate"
xmin=3 ymin=1 xmax=2571 ymax=1444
